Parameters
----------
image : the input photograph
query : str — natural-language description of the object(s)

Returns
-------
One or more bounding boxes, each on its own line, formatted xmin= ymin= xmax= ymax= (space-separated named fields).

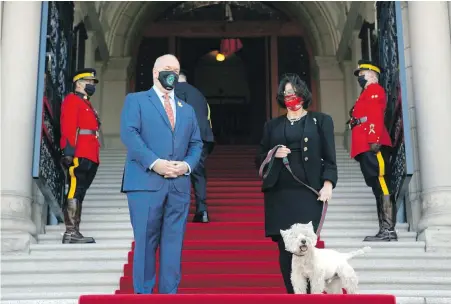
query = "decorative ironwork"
xmin=375 ymin=1 xmax=414 ymax=210
xmin=32 ymin=1 xmax=75 ymax=221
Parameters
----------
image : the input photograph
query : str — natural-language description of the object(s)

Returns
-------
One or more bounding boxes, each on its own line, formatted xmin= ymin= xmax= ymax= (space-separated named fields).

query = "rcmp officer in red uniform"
xmin=60 ymin=68 xmax=101 ymax=244
xmin=348 ymin=60 xmax=397 ymax=242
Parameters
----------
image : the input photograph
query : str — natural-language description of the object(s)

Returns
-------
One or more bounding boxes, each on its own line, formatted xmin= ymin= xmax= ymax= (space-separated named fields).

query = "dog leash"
xmin=259 ymin=145 xmax=328 ymax=238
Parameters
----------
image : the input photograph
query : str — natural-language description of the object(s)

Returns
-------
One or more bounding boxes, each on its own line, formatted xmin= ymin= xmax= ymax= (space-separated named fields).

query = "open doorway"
xmin=179 ymin=38 xmax=267 ymax=145
xmin=132 ymin=2 xmax=315 ymax=145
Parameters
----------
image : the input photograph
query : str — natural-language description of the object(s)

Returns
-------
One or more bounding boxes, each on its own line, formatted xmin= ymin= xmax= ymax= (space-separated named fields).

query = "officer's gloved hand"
xmin=370 ymin=143 xmax=381 ymax=153
xmin=62 ymin=156 xmax=74 ymax=167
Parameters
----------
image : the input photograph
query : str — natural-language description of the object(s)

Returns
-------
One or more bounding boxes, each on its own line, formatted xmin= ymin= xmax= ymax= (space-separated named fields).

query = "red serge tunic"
xmin=350 ymin=83 xmax=392 ymax=159
xmin=60 ymin=93 xmax=101 ymax=164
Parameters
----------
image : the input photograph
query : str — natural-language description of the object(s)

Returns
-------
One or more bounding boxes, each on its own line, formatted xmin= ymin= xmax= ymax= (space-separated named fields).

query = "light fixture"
xmin=216 ymin=53 xmax=225 ymax=62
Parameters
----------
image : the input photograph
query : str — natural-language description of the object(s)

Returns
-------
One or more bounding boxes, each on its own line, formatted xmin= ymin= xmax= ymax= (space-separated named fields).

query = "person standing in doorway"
xmin=120 ymin=54 xmax=203 ymax=294
xmin=175 ymin=70 xmax=215 ymax=223
xmin=60 ymin=68 xmax=101 ymax=244
xmin=348 ymin=59 xmax=397 ymax=242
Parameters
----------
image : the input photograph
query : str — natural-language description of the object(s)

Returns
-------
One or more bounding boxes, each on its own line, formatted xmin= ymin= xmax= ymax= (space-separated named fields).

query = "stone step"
xmin=67 ymin=212 xmax=382 ymax=223
xmin=95 ymin=160 xmax=360 ymax=166
xmin=79 ymin=199 xmax=379 ymax=208
xmin=43 ymin=223 xmax=411 ymax=237
xmin=7 ymin=250 xmax=448 ymax=267
xmin=82 ymin=192 xmax=375 ymax=202
xmin=99 ymin=151 xmax=352 ymax=156
xmin=89 ymin=180 xmax=371 ymax=188
xmin=98 ymin=150 xmax=352 ymax=156
xmin=37 ymin=230 xmax=416 ymax=243
xmin=26 ymin=240 xmax=426 ymax=252
xmin=2 ymin=293 xmax=451 ymax=304
xmin=3 ymin=258 xmax=451 ymax=276
xmin=97 ymin=160 xmax=358 ymax=166
xmin=2 ymin=274 xmax=451 ymax=291
xmin=79 ymin=202 xmax=381 ymax=212
xmin=2 ymin=264 xmax=450 ymax=281
xmin=85 ymin=187 xmax=372 ymax=195
xmin=44 ymin=222 xmax=410 ymax=232
xmin=2 ymin=294 xmax=451 ymax=304
xmin=81 ymin=198 xmax=379 ymax=207
xmin=6 ymin=247 xmax=444 ymax=262
xmin=90 ymin=177 xmax=368 ymax=184
xmin=88 ymin=181 xmax=371 ymax=189
xmin=94 ymin=169 xmax=363 ymax=175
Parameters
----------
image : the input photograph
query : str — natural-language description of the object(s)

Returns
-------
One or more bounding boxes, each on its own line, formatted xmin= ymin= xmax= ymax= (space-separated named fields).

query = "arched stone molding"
xmin=96 ymin=1 xmax=349 ymax=149
xmin=102 ymin=1 xmax=345 ymax=59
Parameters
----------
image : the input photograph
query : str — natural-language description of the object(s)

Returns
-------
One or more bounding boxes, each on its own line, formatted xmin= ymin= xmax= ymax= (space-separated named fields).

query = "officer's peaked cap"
xmin=73 ymin=68 xmax=99 ymax=83
xmin=354 ymin=59 xmax=381 ymax=76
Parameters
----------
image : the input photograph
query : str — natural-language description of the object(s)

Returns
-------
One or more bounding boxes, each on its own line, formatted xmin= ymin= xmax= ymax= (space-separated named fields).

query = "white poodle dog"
xmin=280 ymin=222 xmax=371 ymax=294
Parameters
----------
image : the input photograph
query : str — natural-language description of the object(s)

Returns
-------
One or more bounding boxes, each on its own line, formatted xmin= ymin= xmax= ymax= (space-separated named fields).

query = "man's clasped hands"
xmin=153 ymin=159 xmax=189 ymax=179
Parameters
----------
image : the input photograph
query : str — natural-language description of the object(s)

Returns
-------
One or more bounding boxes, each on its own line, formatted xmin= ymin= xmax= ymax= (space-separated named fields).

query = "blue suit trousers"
xmin=127 ymin=181 xmax=190 ymax=294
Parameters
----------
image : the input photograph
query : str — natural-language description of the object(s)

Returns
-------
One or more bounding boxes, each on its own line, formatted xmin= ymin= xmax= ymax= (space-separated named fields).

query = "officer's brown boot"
xmin=363 ymin=195 xmax=384 ymax=241
xmin=62 ymin=198 xmax=96 ymax=244
xmin=364 ymin=195 xmax=398 ymax=242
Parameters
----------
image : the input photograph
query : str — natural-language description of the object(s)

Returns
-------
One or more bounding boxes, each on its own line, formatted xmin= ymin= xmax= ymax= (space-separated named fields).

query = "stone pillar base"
xmin=417 ymin=190 xmax=451 ymax=252
xmin=1 ymin=192 xmax=37 ymax=253
xmin=418 ymin=227 xmax=451 ymax=252
xmin=1 ymin=232 xmax=37 ymax=254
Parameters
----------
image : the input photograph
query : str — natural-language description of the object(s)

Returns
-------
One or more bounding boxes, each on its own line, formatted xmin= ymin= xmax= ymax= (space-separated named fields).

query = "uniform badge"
xmin=177 ymin=101 xmax=183 ymax=107
xmin=313 ymin=118 xmax=317 ymax=125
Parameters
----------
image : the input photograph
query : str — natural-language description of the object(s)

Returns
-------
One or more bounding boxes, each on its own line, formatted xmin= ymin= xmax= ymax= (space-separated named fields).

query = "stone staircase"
xmin=2 ymin=146 xmax=451 ymax=304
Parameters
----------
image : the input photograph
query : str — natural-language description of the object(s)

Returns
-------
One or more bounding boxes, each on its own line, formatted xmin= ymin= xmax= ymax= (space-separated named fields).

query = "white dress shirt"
xmin=148 ymin=86 xmax=191 ymax=175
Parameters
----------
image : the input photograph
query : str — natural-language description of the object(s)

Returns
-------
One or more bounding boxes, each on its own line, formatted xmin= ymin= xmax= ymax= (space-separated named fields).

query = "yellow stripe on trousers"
xmin=376 ymin=152 xmax=390 ymax=195
xmin=68 ymin=157 xmax=80 ymax=199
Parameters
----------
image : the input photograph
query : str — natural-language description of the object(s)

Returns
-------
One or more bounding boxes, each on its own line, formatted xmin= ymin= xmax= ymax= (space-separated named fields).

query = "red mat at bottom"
xmin=79 ymin=294 xmax=396 ymax=304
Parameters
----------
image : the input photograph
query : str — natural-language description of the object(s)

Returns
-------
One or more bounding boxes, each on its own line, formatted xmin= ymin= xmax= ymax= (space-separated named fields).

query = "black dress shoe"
xmin=192 ymin=211 xmax=209 ymax=223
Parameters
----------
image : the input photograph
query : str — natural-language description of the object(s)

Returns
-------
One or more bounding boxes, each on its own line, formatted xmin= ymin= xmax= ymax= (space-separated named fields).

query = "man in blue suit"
xmin=120 ymin=54 xmax=203 ymax=294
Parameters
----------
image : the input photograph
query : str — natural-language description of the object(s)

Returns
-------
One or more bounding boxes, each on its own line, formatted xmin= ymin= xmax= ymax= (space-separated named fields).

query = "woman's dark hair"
xmin=276 ymin=73 xmax=312 ymax=109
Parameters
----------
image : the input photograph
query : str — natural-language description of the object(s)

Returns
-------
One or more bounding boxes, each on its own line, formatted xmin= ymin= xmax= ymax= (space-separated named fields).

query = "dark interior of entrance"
xmin=179 ymin=38 xmax=267 ymax=145
xmin=133 ymin=2 xmax=312 ymax=145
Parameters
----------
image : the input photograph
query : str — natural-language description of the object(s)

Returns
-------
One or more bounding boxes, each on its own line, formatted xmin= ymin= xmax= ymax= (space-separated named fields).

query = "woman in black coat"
xmin=256 ymin=73 xmax=338 ymax=294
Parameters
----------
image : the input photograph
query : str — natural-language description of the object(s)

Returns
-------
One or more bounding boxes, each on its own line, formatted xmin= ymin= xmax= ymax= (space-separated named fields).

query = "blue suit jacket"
xmin=120 ymin=88 xmax=203 ymax=193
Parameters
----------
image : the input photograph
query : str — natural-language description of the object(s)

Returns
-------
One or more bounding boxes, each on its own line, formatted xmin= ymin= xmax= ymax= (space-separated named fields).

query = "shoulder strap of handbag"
xmin=258 ymin=144 xmax=328 ymax=237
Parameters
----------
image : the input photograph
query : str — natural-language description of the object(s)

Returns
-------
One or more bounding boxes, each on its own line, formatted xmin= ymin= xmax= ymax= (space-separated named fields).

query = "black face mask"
xmin=158 ymin=71 xmax=179 ymax=91
xmin=84 ymin=84 xmax=96 ymax=96
xmin=357 ymin=75 xmax=367 ymax=89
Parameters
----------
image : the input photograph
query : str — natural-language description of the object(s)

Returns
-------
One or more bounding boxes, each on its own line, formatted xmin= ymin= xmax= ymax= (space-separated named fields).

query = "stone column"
xmin=350 ymin=31 xmax=362 ymax=99
xmin=85 ymin=31 xmax=101 ymax=110
xmin=341 ymin=60 xmax=356 ymax=150
xmin=1 ymin=1 xmax=42 ymax=252
xmin=408 ymin=1 xmax=451 ymax=250
xmin=314 ymin=56 xmax=347 ymax=146
xmin=100 ymin=57 xmax=131 ymax=149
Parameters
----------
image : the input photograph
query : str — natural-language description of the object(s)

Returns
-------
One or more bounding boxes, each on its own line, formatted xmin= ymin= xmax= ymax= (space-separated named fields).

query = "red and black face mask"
xmin=284 ymin=94 xmax=303 ymax=111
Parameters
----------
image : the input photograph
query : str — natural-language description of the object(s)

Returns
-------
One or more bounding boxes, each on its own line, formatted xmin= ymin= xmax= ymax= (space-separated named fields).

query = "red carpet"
xmin=79 ymin=145 xmax=395 ymax=304
xmin=80 ymin=294 xmax=396 ymax=304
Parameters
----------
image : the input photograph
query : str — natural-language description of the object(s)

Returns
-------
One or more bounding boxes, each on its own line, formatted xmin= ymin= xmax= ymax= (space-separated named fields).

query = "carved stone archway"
xmin=102 ymin=1 xmax=342 ymax=59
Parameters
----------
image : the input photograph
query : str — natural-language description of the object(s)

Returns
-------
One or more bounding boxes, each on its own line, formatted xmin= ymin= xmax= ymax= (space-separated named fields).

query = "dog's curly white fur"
xmin=280 ymin=222 xmax=371 ymax=294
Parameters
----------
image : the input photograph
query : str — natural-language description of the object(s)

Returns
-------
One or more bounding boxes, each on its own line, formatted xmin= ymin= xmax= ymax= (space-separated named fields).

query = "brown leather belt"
xmin=78 ymin=129 xmax=99 ymax=137
xmin=259 ymin=145 xmax=328 ymax=238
